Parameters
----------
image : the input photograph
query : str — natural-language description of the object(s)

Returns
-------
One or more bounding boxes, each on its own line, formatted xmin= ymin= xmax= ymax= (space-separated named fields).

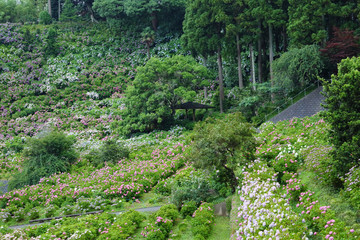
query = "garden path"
xmin=8 ymin=206 xmax=162 ymax=230
xmin=268 ymin=86 xmax=325 ymax=123
xmin=0 ymin=180 xmax=8 ymax=194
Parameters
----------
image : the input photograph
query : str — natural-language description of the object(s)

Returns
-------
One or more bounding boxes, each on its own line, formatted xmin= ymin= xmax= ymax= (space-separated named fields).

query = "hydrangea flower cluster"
xmin=232 ymin=160 xmax=307 ymax=240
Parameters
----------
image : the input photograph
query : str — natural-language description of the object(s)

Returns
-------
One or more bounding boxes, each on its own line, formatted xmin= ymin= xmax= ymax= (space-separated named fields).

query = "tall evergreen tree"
xmin=236 ymin=0 xmax=258 ymax=89
xmin=182 ymin=0 xmax=227 ymax=112
xmin=247 ymin=0 xmax=286 ymax=95
xmin=60 ymin=0 xmax=79 ymax=22
xmin=287 ymin=0 xmax=329 ymax=47
xmin=123 ymin=0 xmax=185 ymax=31
xmin=223 ymin=0 xmax=246 ymax=89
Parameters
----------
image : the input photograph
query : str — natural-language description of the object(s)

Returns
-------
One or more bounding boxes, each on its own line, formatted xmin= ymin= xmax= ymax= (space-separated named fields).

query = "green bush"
xmin=151 ymin=204 xmax=179 ymax=221
xmin=142 ymin=205 xmax=178 ymax=240
xmin=4 ymin=136 xmax=25 ymax=154
xmin=98 ymin=210 xmax=145 ymax=240
xmin=8 ymin=130 xmax=78 ymax=190
xmin=191 ymin=113 xmax=257 ymax=192
xmin=0 ymin=210 xmax=11 ymax=223
xmin=44 ymin=28 xmax=59 ymax=58
xmin=60 ymin=0 xmax=79 ymax=22
xmin=191 ymin=202 xmax=214 ymax=239
xmin=86 ymin=139 xmax=129 ymax=166
xmin=180 ymin=200 xmax=198 ymax=217
xmin=13 ymin=207 xmax=26 ymax=222
xmin=171 ymin=177 xmax=211 ymax=210
xmin=39 ymin=11 xmax=52 ymax=25
xmin=27 ymin=208 xmax=40 ymax=220
xmin=44 ymin=205 xmax=58 ymax=218
xmin=322 ymin=57 xmax=360 ymax=181
xmin=273 ymin=44 xmax=323 ymax=93
xmin=154 ymin=179 xmax=173 ymax=195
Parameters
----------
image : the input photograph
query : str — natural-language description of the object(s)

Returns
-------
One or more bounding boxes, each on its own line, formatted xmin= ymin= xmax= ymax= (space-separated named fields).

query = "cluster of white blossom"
xmin=54 ymin=72 xmax=79 ymax=88
xmin=86 ymin=91 xmax=99 ymax=99
xmin=233 ymin=160 xmax=308 ymax=240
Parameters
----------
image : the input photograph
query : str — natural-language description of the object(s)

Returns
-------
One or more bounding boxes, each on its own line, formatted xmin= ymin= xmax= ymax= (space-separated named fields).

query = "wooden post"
xmin=192 ymin=109 xmax=196 ymax=121
xmin=185 ymin=109 xmax=188 ymax=119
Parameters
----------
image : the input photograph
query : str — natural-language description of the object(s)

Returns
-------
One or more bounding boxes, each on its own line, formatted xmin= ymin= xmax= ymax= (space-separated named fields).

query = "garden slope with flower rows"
xmin=231 ymin=116 xmax=360 ymax=239
xmin=0 ymin=22 xmax=187 ymax=179
xmin=0 ymin=141 xmax=188 ymax=222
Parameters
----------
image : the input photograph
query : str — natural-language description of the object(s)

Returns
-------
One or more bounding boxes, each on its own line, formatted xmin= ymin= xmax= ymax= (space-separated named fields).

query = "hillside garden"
xmin=0 ymin=1 xmax=360 ymax=239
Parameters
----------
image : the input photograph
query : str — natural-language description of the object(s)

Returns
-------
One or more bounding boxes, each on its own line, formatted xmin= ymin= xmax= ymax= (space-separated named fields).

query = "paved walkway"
xmin=0 ymin=180 xmax=8 ymax=194
xmin=268 ymin=86 xmax=325 ymax=124
xmin=8 ymin=206 xmax=162 ymax=230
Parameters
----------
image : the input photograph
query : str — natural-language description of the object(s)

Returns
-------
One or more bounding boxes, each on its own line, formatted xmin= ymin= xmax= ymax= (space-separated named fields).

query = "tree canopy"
xmin=273 ymin=45 xmax=324 ymax=93
xmin=322 ymin=57 xmax=360 ymax=182
xmin=190 ymin=112 xmax=257 ymax=192
xmin=121 ymin=55 xmax=211 ymax=134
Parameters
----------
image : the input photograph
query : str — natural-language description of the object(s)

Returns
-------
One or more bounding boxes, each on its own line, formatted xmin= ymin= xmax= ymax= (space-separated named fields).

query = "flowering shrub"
xmin=97 ymin=210 xmax=145 ymax=240
xmin=180 ymin=200 xmax=198 ymax=217
xmin=141 ymin=204 xmax=178 ymax=240
xmin=232 ymin=160 xmax=307 ymax=239
xmin=251 ymin=116 xmax=360 ymax=239
xmin=27 ymin=207 xmax=40 ymax=220
xmin=344 ymin=166 xmax=360 ymax=210
xmin=13 ymin=207 xmax=26 ymax=222
xmin=44 ymin=204 xmax=58 ymax=218
xmin=284 ymin=171 xmax=360 ymax=239
xmin=0 ymin=142 xmax=187 ymax=223
xmin=191 ymin=202 xmax=214 ymax=240
xmin=302 ymin=146 xmax=338 ymax=186
xmin=0 ymin=209 xmax=10 ymax=223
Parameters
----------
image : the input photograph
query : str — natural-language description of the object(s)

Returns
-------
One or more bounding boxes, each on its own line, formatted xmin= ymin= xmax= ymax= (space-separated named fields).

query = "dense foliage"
xmin=322 ymin=57 xmax=360 ymax=181
xmin=8 ymin=130 xmax=78 ymax=190
xmin=320 ymin=27 xmax=360 ymax=74
xmin=231 ymin=116 xmax=359 ymax=239
xmin=1 ymin=1 xmax=360 ymax=238
xmin=273 ymin=44 xmax=323 ymax=93
xmin=190 ymin=113 xmax=256 ymax=192
xmin=122 ymin=55 xmax=211 ymax=134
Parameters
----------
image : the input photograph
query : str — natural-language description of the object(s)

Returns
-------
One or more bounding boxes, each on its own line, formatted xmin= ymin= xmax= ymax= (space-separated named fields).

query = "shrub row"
xmin=191 ymin=202 xmax=214 ymax=240
xmin=141 ymin=204 xmax=179 ymax=240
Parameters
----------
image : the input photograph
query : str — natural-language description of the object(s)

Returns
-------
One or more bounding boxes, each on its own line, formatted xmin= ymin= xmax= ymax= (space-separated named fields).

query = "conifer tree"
xmin=182 ymin=0 xmax=226 ymax=112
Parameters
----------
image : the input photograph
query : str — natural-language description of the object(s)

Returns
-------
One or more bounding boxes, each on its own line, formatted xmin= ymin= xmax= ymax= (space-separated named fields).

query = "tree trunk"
xmin=87 ymin=4 xmax=98 ymax=23
xmin=236 ymin=34 xmax=244 ymax=89
xmin=222 ymin=164 xmax=238 ymax=193
xmin=48 ymin=0 xmax=52 ymax=17
xmin=269 ymin=24 xmax=274 ymax=100
xmin=257 ymin=21 xmax=263 ymax=83
xmin=217 ymin=47 xmax=224 ymax=113
xmin=151 ymin=11 xmax=158 ymax=31
xmin=282 ymin=25 xmax=288 ymax=51
xmin=146 ymin=42 xmax=151 ymax=59
xmin=58 ymin=0 xmax=60 ymax=21
xmin=250 ymin=44 xmax=256 ymax=91
xmin=202 ymin=56 xmax=208 ymax=98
